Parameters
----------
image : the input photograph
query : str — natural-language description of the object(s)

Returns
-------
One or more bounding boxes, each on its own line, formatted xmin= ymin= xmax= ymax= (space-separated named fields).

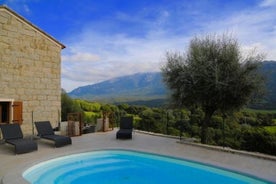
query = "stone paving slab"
xmin=0 ymin=130 xmax=275 ymax=183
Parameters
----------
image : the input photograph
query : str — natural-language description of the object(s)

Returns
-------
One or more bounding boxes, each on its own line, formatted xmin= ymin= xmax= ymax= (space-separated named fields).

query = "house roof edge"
xmin=0 ymin=5 xmax=66 ymax=49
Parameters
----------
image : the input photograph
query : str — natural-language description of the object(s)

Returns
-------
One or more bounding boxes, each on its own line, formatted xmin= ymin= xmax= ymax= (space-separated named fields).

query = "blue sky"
xmin=2 ymin=0 xmax=276 ymax=92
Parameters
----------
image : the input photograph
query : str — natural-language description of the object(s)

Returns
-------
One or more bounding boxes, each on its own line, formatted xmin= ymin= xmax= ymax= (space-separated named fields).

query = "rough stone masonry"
xmin=0 ymin=6 xmax=65 ymax=134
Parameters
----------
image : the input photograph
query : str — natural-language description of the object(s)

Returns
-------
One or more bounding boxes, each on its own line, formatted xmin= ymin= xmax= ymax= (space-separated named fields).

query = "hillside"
xmin=249 ymin=60 xmax=276 ymax=109
xmin=69 ymin=61 xmax=276 ymax=108
xmin=69 ymin=72 xmax=168 ymax=105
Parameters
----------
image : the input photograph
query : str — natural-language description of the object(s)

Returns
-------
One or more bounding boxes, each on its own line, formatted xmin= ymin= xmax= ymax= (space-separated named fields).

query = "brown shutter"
xmin=12 ymin=101 xmax=23 ymax=124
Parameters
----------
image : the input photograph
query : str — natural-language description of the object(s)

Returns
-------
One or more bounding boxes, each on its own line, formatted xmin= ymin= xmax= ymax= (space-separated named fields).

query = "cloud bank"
xmin=62 ymin=1 xmax=276 ymax=92
xmin=3 ymin=0 xmax=275 ymax=92
xmin=2 ymin=0 xmax=268 ymax=92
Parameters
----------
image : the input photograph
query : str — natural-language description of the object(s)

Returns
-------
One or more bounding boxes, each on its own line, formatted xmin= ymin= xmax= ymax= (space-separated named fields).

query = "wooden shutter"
xmin=12 ymin=101 xmax=23 ymax=124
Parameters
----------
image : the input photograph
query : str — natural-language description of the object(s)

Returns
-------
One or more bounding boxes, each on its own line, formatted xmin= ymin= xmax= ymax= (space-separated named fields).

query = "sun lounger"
xmin=0 ymin=124 xmax=37 ymax=154
xmin=34 ymin=121 xmax=72 ymax=147
xmin=116 ymin=117 xmax=133 ymax=139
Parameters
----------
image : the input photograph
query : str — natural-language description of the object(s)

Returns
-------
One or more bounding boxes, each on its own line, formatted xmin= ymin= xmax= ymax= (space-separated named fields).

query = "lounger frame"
xmin=35 ymin=121 xmax=72 ymax=147
xmin=116 ymin=117 xmax=133 ymax=139
xmin=0 ymin=124 xmax=37 ymax=154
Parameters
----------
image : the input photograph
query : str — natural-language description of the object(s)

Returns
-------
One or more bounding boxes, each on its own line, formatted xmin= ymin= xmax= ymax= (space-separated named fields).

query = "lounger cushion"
xmin=35 ymin=121 xmax=72 ymax=147
xmin=35 ymin=121 xmax=55 ymax=136
xmin=116 ymin=129 xmax=132 ymax=139
xmin=0 ymin=123 xmax=23 ymax=139
xmin=42 ymin=134 xmax=72 ymax=147
xmin=116 ymin=117 xmax=133 ymax=139
xmin=120 ymin=117 xmax=133 ymax=129
xmin=0 ymin=124 xmax=37 ymax=154
xmin=6 ymin=139 xmax=38 ymax=154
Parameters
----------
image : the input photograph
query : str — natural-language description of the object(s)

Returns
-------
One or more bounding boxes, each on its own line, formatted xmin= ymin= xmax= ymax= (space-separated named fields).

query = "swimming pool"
xmin=23 ymin=150 xmax=270 ymax=184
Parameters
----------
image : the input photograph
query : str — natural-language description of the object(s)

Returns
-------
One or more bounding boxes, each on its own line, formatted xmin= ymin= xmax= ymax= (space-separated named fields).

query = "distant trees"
xmin=61 ymin=89 xmax=82 ymax=121
xmin=161 ymin=33 xmax=265 ymax=144
xmin=61 ymin=91 xmax=119 ymax=127
xmin=61 ymin=91 xmax=276 ymax=155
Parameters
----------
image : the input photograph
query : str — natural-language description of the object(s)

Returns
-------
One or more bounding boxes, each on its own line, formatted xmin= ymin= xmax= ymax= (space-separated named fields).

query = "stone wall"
xmin=0 ymin=7 xmax=64 ymax=134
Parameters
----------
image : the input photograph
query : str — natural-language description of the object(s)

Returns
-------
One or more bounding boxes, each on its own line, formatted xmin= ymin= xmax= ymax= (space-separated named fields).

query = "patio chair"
xmin=34 ymin=121 xmax=72 ymax=147
xmin=0 ymin=124 xmax=37 ymax=154
xmin=116 ymin=117 xmax=133 ymax=139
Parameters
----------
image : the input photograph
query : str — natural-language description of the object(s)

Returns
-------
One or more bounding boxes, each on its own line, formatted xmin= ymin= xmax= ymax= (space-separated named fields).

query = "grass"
xmin=264 ymin=126 xmax=276 ymax=134
xmin=243 ymin=108 xmax=276 ymax=114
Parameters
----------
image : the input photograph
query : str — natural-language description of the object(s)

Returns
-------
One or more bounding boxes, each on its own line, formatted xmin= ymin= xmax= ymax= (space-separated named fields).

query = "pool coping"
xmin=22 ymin=148 xmax=273 ymax=184
xmin=1 ymin=130 xmax=275 ymax=183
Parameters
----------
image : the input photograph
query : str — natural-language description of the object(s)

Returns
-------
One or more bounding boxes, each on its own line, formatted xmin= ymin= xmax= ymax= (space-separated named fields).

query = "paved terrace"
xmin=0 ymin=130 xmax=276 ymax=184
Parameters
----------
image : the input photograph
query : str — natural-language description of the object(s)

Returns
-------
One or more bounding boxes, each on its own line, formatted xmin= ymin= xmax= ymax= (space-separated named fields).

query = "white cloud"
xmin=201 ymin=2 xmax=276 ymax=60
xmin=23 ymin=4 xmax=30 ymax=14
xmin=3 ymin=0 xmax=33 ymax=15
xmin=61 ymin=1 xmax=276 ymax=92
xmin=61 ymin=29 xmax=189 ymax=91
xmin=62 ymin=52 xmax=100 ymax=62
xmin=259 ymin=0 xmax=276 ymax=7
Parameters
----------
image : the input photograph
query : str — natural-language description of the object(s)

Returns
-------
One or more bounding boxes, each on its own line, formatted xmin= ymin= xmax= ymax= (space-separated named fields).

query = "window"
xmin=0 ymin=102 xmax=10 ymax=123
xmin=0 ymin=100 xmax=23 ymax=124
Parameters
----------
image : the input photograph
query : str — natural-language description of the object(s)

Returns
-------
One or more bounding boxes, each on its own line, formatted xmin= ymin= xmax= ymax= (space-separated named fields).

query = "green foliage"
xmin=75 ymin=100 xmax=102 ymax=112
xmin=256 ymin=113 xmax=274 ymax=126
xmin=239 ymin=110 xmax=275 ymax=126
xmin=83 ymin=111 xmax=100 ymax=124
xmin=244 ymin=108 xmax=276 ymax=113
xmin=61 ymin=90 xmax=83 ymax=121
xmin=61 ymin=91 xmax=276 ymax=155
xmin=264 ymin=126 xmax=276 ymax=134
xmin=210 ymin=115 xmax=223 ymax=128
xmin=162 ymin=34 xmax=264 ymax=111
xmin=161 ymin=33 xmax=265 ymax=144
xmin=240 ymin=127 xmax=276 ymax=155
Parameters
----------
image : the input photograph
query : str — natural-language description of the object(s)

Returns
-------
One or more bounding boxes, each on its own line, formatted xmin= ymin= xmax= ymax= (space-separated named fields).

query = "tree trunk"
xmin=201 ymin=110 xmax=214 ymax=144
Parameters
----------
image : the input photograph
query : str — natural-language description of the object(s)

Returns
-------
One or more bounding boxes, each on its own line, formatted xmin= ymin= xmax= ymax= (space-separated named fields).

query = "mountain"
xmin=69 ymin=61 xmax=276 ymax=108
xmin=68 ymin=72 xmax=168 ymax=105
xmin=249 ymin=60 xmax=276 ymax=109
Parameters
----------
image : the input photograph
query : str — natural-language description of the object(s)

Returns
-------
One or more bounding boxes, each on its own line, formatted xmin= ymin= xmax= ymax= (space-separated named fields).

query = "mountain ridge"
xmin=68 ymin=61 xmax=276 ymax=108
xmin=69 ymin=72 xmax=168 ymax=104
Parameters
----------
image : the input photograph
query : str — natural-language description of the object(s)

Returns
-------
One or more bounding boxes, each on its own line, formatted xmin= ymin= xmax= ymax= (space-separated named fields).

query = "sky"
xmin=1 ymin=0 xmax=276 ymax=92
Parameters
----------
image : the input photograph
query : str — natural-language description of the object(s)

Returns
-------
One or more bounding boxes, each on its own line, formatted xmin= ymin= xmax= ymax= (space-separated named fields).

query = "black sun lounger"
xmin=116 ymin=117 xmax=133 ymax=139
xmin=34 ymin=121 xmax=72 ymax=147
xmin=0 ymin=124 xmax=37 ymax=154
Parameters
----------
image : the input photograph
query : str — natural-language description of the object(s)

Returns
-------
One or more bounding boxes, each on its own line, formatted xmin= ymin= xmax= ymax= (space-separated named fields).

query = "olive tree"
xmin=161 ymin=34 xmax=265 ymax=144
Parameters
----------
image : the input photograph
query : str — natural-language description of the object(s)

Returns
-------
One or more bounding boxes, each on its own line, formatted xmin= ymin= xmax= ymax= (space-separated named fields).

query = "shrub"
xmin=241 ymin=127 xmax=276 ymax=155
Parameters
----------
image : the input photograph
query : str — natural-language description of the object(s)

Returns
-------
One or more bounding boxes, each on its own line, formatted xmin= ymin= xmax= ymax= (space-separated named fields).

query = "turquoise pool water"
xmin=23 ymin=150 xmax=270 ymax=184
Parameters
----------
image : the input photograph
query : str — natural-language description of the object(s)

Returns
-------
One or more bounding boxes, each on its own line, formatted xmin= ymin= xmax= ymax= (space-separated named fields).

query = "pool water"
xmin=23 ymin=150 xmax=270 ymax=184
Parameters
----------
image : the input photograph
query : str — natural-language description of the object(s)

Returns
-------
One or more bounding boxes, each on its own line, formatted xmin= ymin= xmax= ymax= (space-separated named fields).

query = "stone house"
xmin=0 ymin=6 xmax=65 ymax=134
